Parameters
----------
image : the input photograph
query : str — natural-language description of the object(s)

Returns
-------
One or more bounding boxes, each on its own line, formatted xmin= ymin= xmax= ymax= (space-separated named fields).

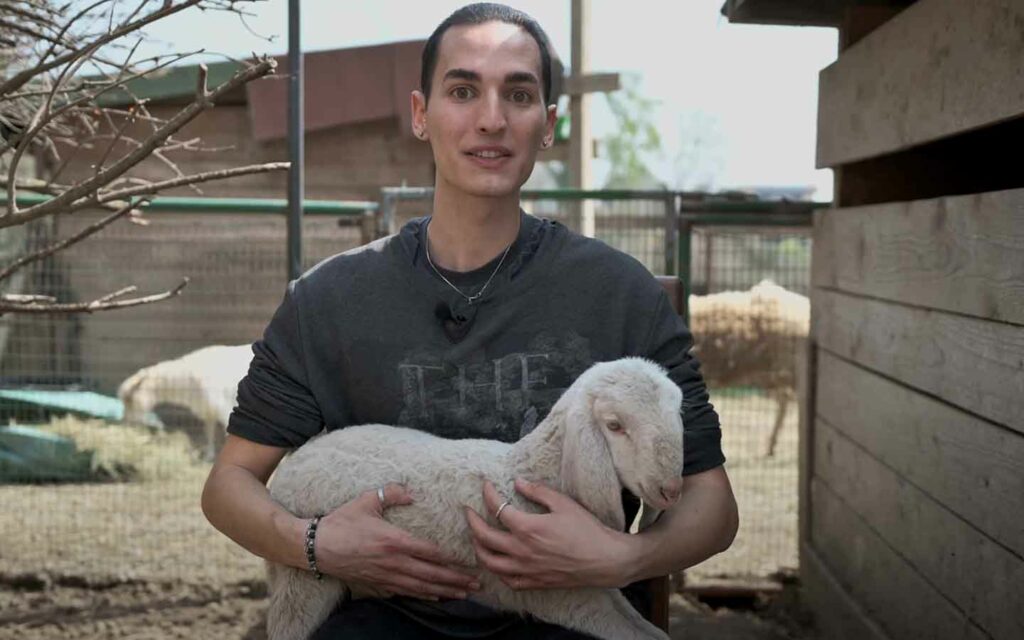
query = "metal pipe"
xmin=286 ymin=0 xmax=303 ymax=280
xmin=678 ymin=213 xmax=814 ymax=226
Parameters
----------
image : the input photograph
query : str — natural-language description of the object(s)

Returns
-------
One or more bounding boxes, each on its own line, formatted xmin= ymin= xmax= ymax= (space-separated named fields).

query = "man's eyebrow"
xmin=442 ymin=68 xmax=481 ymax=82
xmin=441 ymin=68 xmax=539 ymax=86
xmin=504 ymin=71 xmax=539 ymax=85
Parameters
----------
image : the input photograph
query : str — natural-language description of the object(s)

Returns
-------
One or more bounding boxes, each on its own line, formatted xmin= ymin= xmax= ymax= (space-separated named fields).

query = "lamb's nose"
xmin=660 ymin=478 xmax=683 ymax=504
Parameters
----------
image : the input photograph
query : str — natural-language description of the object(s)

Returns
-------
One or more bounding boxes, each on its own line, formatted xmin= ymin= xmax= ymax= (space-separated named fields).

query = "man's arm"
xmin=201 ymin=435 xmax=308 ymax=569
xmin=619 ymin=465 xmax=739 ymax=584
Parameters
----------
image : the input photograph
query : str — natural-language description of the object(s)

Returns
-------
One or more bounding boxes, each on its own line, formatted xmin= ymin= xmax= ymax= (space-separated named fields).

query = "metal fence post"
xmin=663 ymin=192 xmax=678 ymax=276
xmin=677 ymin=217 xmax=692 ymax=326
xmin=286 ymin=0 xmax=303 ymax=280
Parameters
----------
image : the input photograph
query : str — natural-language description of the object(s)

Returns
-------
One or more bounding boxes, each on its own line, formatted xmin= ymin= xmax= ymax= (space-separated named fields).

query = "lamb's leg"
xmin=266 ymin=563 xmax=345 ymax=640
xmin=522 ymin=588 xmax=669 ymax=640
xmin=205 ymin=419 xmax=227 ymax=462
xmin=203 ymin=420 xmax=215 ymax=462
xmin=765 ymin=393 xmax=788 ymax=458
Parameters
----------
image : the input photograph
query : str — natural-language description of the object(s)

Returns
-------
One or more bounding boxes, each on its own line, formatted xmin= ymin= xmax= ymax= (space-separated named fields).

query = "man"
xmin=201 ymin=4 xmax=738 ymax=638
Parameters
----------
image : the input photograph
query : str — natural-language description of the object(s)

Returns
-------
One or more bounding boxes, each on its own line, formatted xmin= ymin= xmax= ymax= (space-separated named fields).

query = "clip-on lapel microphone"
xmin=435 ymin=301 xmax=478 ymax=343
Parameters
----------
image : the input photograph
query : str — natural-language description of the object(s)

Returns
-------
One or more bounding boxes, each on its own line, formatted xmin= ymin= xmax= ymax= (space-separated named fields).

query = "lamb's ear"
xmin=637 ymin=501 xmax=662 ymax=532
xmin=560 ymin=395 xmax=626 ymax=531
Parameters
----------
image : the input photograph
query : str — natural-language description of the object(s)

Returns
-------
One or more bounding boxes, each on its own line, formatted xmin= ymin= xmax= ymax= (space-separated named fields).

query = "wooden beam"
xmin=817 ymin=0 xmax=1024 ymax=167
xmin=563 ymin=72 xmax=620 ymax=96
xmin=815 ymin=349 xmax=1024 ymax=557
xmin=839 ymin=5 xmax=906 ymax=50
xmin=815 ymin=413 xmax=1024 ymax=640
xmin=809 ymin=477 xmax=992 ymax=640
xmin=568 ymin=0 xmax=595 ymax=237
xmin=812 ymin=189 xmax=1024 ymax=325
xmin=831 ymin=116 xmax=1024 ymax=207
xmin=722 ymin=0 xmax=846 ymax=27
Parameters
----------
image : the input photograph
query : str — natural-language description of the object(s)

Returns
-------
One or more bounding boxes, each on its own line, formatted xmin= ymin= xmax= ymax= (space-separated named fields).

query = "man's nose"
xmin=476 ymin=92 xmax=507 ymax=134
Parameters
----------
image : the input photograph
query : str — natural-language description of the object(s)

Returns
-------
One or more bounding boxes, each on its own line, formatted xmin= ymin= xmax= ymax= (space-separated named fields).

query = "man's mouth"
xmin=465 ymin=146 xmax=512 ymax=159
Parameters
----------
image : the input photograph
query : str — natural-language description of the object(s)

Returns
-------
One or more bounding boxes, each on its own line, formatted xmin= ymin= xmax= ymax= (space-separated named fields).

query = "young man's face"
xmin=412 ymin=21 xmax=557 ymax=199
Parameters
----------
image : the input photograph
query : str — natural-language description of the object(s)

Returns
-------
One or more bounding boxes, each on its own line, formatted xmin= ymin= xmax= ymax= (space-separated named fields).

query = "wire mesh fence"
xmin=680 ymin=219 xmax=813 ymax=586
xmin=0 ymin=192 xmax=816 ymax=597
xmin=0 ymin=202 xmax=371 ymax=588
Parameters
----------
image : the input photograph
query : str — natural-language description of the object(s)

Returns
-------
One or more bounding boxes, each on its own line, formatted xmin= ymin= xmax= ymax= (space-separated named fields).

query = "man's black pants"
xmin=309 ymin=597 xmax=599 ymax=639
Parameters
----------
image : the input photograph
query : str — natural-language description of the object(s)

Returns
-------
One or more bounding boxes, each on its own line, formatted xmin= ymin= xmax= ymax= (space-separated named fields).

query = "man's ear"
xmin=541 ymin=103 xmax=557 ymax=148
xmin=410 ymin=90 xmax=429 ymax=140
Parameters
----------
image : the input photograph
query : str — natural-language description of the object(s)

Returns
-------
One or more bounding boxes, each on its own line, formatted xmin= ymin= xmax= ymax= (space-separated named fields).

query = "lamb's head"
xmin=558 ymin=357 xmax=685 ymax=530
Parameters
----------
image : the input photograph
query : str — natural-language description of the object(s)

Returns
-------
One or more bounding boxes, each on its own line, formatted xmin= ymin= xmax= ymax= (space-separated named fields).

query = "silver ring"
xmin=377 ymin=486 xmax=386 ymax=507
xmin=494 ymin=500 xmax=512 ymax=522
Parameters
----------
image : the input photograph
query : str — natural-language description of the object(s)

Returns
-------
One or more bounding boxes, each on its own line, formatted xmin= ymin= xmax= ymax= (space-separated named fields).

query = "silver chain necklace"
xmin=424 ymin=219 xmax=516 ymax=305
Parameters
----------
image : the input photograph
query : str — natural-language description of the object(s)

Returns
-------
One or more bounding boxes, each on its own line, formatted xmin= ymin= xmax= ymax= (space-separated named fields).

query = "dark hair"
xmin=420 ymin=3 xmax=553 ymax=106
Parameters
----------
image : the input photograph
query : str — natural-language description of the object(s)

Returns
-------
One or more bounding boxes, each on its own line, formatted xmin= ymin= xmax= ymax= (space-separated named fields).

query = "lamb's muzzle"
xmin=265 ymin=356 xmax=684 ymax=640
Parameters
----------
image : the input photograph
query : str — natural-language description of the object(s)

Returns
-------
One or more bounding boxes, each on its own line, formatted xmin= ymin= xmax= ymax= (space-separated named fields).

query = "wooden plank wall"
xmin=804 ymin=1 xmax=1024 ymax=639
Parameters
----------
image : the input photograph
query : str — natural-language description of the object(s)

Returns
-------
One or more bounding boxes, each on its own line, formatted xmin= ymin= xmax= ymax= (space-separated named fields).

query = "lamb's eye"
xmin=606 ymin=420 xmax=622 ymax=432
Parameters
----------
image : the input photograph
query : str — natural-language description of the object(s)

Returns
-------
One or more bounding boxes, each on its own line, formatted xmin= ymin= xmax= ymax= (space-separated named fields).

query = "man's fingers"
xmin=514 ymin=477 xmax=562 ymax=511
xmin=481 ymin=480 xmax=506 ymax=520
xmin=471 ymin=536 xmax=525 ymax=577
xmin=380 ymin=482 xmax=414 ymax=508
xmin=389 ymin=529 xmax=467 ymax=567
xmin=359 ymin=482 xmax=412 ymax=514
xmin=465 ymin=507 xmax=524 ymax=556
xmin=481 ymin=479 xmax=535 ymax=531
xmin=384 ymin=572 xmax=471 ymax=601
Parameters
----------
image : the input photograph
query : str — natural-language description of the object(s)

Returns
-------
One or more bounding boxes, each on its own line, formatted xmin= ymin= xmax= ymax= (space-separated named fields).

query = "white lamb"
xmin=266 ymin=357 xmax=686 ymax=640
xmin=118 ymin=344 xmax=253 ymax=460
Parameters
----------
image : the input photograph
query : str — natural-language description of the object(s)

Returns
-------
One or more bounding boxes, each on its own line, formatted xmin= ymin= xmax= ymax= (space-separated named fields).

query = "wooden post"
xmin=568 ymin=0 xmax=594 ymax=237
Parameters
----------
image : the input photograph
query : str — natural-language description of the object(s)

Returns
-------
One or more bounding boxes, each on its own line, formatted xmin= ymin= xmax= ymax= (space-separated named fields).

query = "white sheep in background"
xmin=688 ymin=279 xmax=809 ymax=457
xmin=118 ymin=344 xmax=253 ymax=461
xmin=266 ymin=357 xmax=685 ymax=640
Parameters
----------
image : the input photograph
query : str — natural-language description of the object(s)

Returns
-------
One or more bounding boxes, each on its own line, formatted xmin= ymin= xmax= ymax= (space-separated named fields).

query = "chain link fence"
xmin=0 ymin=191 xmax=820 ymax=594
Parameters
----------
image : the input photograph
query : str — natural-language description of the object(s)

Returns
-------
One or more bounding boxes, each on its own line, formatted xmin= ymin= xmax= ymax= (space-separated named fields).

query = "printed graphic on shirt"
xmin=397 ymin=330 xmax=593 ymax=442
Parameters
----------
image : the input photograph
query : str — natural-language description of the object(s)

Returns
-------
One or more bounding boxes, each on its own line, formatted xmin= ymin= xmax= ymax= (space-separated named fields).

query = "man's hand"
xmin=316 ymin=483 xmax=481 ymax=601
xmin=465 ymin=478 xmax=637 ymax=591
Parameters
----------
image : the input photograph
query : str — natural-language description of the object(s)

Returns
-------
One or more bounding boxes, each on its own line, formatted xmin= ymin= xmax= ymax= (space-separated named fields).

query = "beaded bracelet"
xmin=304 ymin=515 xmax=323 ymax=581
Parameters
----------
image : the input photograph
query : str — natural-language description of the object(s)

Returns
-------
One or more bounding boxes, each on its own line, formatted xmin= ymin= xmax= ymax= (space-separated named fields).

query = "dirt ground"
xmin=0 ymin=575 xmax=814 ymax=640
xmin=0 ymin=395 xmax=807 ymax=639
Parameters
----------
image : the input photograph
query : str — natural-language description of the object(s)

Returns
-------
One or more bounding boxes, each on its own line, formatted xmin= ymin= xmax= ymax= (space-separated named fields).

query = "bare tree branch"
xmin=0 ymin=1 xmax=286 ymax=316
xmin=2 ymin=56 xmax=277 ymax=228
xmin=0 ymin=0 xmax=201 ymax=97
xmin=0 ymin=277 xmax=189 ymax=314
xmin=93 ymin=162 xmax=289 ymax=204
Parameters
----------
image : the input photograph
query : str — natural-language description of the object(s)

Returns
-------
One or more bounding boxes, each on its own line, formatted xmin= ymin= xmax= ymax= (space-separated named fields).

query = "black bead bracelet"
xmin=304 ymin=515 xmax=323 ymax=581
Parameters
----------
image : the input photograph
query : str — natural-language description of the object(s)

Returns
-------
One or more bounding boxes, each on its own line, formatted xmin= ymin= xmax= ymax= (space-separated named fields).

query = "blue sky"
xmin=137 ymin=0 xmax=838 ymax=199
